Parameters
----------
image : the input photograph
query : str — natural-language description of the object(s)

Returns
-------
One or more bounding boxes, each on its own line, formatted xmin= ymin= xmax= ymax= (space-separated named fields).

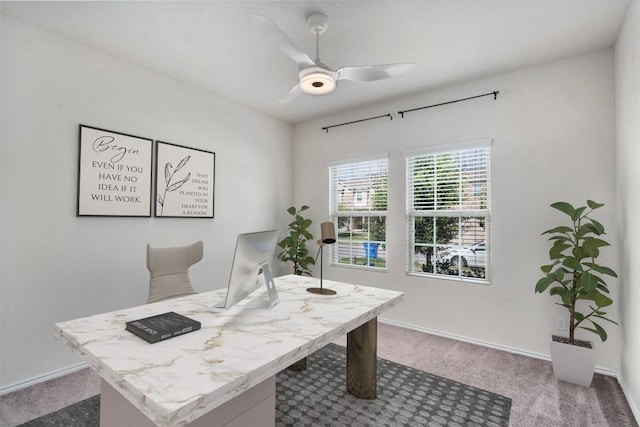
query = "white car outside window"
xmin=437 ymin=241 xmax=486 ymax=268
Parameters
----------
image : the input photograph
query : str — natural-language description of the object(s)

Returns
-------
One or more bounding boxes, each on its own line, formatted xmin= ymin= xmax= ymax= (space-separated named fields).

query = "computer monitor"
xmin=211 ymin=230 xmax=279 ymax=312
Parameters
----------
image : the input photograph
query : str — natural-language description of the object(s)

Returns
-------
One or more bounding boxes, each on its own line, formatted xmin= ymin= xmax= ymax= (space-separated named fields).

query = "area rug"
xmin=19 ymin=343 xmax=511 ymax=426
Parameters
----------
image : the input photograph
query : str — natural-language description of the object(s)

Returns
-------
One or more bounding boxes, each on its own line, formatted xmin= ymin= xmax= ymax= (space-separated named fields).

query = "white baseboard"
xmin=0 ymin=362 xmax=88 ymax=396
xmin=379 ymin=318 xmax=618 ymax=377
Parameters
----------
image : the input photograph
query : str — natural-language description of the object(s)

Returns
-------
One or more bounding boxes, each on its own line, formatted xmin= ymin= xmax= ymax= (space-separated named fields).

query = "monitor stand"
xmin=244 ymin=262 xmax=279 ymax=309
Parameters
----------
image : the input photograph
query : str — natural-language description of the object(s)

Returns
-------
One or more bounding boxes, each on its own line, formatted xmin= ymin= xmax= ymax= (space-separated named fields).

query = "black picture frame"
xmin=155 ymin=141 xmax=215 ymax=218
xmin=77 ymin=125 xmax=153 ymax=217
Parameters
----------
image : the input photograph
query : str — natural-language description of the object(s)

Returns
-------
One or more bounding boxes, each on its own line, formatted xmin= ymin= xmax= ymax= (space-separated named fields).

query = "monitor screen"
xmin=214 ymin=230 xmax=278 ymax=311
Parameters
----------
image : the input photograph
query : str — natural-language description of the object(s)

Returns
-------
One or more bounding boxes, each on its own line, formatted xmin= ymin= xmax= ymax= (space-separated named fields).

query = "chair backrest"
xmin=146 ymin=240 xmax=203 ymax=303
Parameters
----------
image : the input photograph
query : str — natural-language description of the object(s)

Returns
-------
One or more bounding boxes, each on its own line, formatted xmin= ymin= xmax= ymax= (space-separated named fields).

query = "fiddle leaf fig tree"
xmin=278 ymin=205 xmax=315 ymax=276
xmin=535 ymin=200 xmax=618 ymax=344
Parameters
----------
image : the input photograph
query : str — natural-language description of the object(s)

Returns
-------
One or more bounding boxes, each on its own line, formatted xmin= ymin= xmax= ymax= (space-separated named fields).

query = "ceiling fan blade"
xmin=278 ymin=84 xmax=302 ymax=103
xmin=336 ymin=63 xmax=416 ymax=82
xmin=249 ymin=14 xmax=316 ymax=70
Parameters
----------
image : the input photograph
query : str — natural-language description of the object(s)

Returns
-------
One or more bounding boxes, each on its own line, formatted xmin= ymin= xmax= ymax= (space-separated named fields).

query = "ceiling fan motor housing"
xmin=299 ymin=68 xmax=336 ymax=95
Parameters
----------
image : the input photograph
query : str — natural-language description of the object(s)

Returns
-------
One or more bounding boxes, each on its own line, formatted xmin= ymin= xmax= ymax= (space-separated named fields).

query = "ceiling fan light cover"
xmin=300 ymin=71 xmax=336 ymax=95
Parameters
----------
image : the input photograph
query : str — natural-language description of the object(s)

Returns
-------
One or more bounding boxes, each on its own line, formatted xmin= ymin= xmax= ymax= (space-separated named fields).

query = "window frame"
xmin=328 ymin=154 xmax=389 ymax=272
xmin=405 ymin=140 xmax=491 ymax=284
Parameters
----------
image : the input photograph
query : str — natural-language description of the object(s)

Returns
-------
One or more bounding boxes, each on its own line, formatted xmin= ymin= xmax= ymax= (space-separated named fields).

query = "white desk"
xmin=55 ymin=275 xmax=404 ymax=427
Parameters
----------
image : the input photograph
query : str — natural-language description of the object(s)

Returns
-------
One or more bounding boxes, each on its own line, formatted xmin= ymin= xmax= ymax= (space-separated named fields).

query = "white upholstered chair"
xmin=146 ymin=240 xmax=203 ymax=303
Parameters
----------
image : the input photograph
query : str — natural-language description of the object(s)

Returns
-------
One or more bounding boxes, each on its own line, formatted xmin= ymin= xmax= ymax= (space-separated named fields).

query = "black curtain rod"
xmin=321 ymin=113 xmax=393 ymax=133
xmin=398 ymin=90 xmax=499 ymax=118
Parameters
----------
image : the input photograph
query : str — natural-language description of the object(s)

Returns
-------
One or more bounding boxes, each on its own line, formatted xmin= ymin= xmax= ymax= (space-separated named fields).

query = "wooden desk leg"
xmin=346 ymin=317 xmax=377 ymax=399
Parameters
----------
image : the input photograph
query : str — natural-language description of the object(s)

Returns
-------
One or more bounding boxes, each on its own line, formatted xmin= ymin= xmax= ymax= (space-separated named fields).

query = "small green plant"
xmin=278 ymin=205 xmax=315 ymax=276
xmin=535 ymin=200 xmax=618 ymax=344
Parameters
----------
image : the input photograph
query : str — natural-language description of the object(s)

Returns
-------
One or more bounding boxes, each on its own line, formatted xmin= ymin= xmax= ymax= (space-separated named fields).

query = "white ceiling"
xmin=1 ymin=1 xmax=631 ymax=124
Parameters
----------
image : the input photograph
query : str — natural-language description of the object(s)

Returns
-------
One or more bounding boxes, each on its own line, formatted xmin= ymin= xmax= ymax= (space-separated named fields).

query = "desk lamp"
xmin=307 ymin=221 xmax=337 ymax=295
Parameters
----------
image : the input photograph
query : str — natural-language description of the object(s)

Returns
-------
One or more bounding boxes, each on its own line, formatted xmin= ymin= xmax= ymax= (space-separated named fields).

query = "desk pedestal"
xmin=100 ymin=377 xmax=276 ymax=427
xmin=346 ymin=317 xmax=378 ymax=399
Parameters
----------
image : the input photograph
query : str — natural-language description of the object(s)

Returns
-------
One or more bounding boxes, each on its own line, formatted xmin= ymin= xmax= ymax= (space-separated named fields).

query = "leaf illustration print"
xmin=159 ymin=155 xmax=191 ymax=215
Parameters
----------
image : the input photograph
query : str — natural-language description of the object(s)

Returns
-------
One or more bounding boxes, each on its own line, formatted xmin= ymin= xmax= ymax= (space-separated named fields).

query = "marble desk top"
xmin=54 ymin=275 xmax=404 ymax=426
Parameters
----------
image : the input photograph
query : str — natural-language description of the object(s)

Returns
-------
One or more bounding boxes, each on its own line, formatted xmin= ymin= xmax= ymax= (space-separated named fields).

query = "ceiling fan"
xmin=250 ymin=12 xmax=416 ymax=103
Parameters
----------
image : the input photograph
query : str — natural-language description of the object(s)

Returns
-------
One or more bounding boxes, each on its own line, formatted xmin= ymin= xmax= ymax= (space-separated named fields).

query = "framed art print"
xmin=155 ymin=141 xmax=215 ymax=218
xmin=77 ymin=125 xmax=153 ymax=217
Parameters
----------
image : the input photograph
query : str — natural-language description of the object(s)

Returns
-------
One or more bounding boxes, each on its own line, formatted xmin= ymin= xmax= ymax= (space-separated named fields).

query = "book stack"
xmin=125 ymin=311 xmax=201 ymax=343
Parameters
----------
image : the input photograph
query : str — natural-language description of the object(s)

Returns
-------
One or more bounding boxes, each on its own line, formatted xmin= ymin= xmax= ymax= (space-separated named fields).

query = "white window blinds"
xmin=330 ymin=157 xmax=388 ymax=214
xmin=407 ymin=145 xmax=490 ymax=214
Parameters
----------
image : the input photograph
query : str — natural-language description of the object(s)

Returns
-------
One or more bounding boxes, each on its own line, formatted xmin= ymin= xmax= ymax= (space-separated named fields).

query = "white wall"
xmin=615 ymin=0 xmax=640 ymax=418
xmin=0 ymin=16 xmax=293 ymax=389
xmin=294 ymin=50 xmax=619 ymax=371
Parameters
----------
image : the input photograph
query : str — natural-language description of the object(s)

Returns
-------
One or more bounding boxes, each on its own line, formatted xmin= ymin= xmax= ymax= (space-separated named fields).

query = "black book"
xmin=125 ymin=311 xmax=201 ymax=344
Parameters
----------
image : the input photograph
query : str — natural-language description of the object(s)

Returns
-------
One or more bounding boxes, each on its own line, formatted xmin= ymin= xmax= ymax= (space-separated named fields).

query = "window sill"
xmin=406 ymin=271 xmax=490 ymax=285
xmin=330 ymin=263 xmax=388 ymax=273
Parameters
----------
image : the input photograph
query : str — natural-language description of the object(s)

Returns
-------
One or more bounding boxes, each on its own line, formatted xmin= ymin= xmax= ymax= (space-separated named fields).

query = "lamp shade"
xmin=320 ymin=221 xmax=336 ymax=244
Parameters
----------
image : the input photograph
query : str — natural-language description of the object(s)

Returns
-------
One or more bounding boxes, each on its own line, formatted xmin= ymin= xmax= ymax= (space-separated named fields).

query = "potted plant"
xmin=277 ymin=205 xmax=315 ymax=276
xmin=277 ymin=205 xmax=315 ymax=371
xmin=535 ymin=200 xmax=617 ymax=387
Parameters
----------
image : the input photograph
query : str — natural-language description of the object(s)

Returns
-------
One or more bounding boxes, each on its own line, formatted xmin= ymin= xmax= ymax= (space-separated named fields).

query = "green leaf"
xmin=593 ymin=314 xmax=618 ymax=325
xmin=576 ymin=223 xmax=598 ymax=238
xmin=587 ymin=200 xmax=604 ymax=209
xmin=583 ymin=263 xmax=618 ymax=278
xmin=589 ymin=218 xmax=605 ymax=235
xmin=572 ymin=206 xmax=586 ymax=221
xmin=551 ymin=202 xmax=576 ymax=218
xmin=562 ymin=257 xmax=582 ymax=271
xmin=541 ymin=264 xmax=554 ymax=274
xmin=583 ymin=319 xmax=608 ymax=342
xmin=300 ymin=205 xmax=310 ymax=211
xmin=535 ymin=276 xmax=554 ymax=293
xmin=551 ymin=268 xmax=564 ymax=282
xmin=583 ymin=238 xmax=609 ymax=258
xmin=580 ymin=271 xmax=598 ymax=292
xmin=583 ymin=237 xmax=610 ymax=248
xmin=550 ymin=243 xmax=571 ymax=259
xmin=542 ymin=226 xmax=573 ymax=235
xmin=593 ymin=292 xmax=613 ymax=308
xmin=572 ymin=246 xmax=584 ymax=260
xmin=550 ymin=287 xmax=571 ymax=305
xmin=549 ymin=286 xmax=568 ymax=296
xmin=547 ymin=236 xmax=570 ymax=243
xmin=287 ymin=206 xmax=297 ymax=215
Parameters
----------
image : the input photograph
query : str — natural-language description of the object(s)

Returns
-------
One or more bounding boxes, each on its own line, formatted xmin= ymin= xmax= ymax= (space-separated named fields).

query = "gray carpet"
xmin=18 ymin=343 xmax=510 ymax=426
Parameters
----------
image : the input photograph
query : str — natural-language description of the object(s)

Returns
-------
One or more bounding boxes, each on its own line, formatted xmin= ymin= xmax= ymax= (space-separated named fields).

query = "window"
xmin=329 ymin=155 xmax=388 ymax=269
xmin=406 ymin=141 xmax=490 ymax=282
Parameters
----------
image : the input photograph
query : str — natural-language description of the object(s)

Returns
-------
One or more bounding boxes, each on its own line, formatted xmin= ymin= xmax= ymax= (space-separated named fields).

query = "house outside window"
xmin=406 ymin=140 xmax=491 ymax=282
xmin=329 ymin=155 xmax=388 ymax=270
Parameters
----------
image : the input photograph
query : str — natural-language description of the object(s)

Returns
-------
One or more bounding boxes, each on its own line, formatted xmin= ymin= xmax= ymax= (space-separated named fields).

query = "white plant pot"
xmin=550 ymin=335 xmax=596 ymax=387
